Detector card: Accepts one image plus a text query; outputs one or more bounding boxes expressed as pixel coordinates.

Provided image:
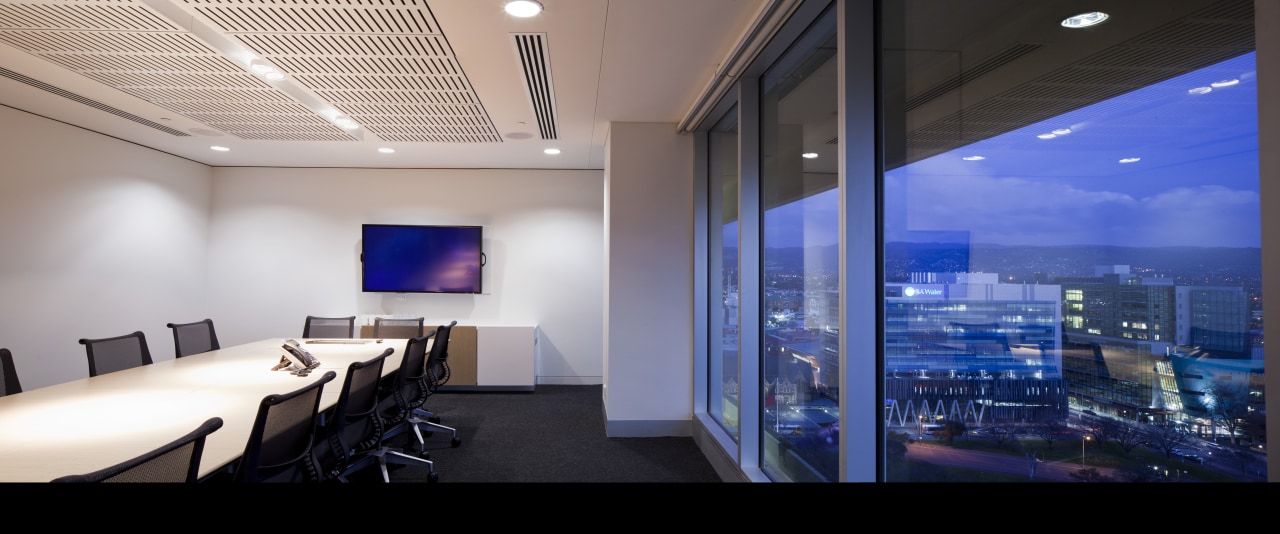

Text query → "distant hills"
[730,243,1261,287]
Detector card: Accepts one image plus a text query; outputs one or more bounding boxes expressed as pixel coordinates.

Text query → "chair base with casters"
[407,320,463,450]
[352,430,438,483]
[362,333,444,483]
[405,409,462,449]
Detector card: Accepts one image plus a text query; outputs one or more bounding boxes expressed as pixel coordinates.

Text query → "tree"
[938,419,967,444]
[985,418,1019,448]
[1027,415,1066,449]
[1146,422,1190,458]
[886,431,910,462]
[1204,381,1253,445]
[1105,418,1146,454]
[1081,414,1111,447]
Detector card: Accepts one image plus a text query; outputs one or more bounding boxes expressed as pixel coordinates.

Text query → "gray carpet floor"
[344,384,725,483]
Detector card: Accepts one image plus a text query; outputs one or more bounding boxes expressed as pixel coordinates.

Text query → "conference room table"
[0,337,412,482]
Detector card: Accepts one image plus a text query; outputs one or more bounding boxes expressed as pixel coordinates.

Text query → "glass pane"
[709,105,741,440]
[882,0,1263,482]
[760,8,839,482]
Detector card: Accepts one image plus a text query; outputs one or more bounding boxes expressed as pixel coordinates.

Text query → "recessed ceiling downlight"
[544,148,561,155]
[378,147,395,154]
[1061,12,1109,29]
[211,145,229,152]
[505,1,543,18]
[802,152,818,159]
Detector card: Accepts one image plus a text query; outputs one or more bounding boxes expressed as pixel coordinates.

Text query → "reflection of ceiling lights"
[544,148,561,155]
[802,152,818,159]
[1119,157,1141,164]
[1211,79,1240,88]
[1038,133,1057,139]
[505,1,543,17]
[211,146,230,152]
[378,147,395,154]
[1052,128,1072,135]
[962,155,985,161]
[1188,86,1212,95]
[249,59,285,81]
[1061,12,1109,28]
[333,115,359,130]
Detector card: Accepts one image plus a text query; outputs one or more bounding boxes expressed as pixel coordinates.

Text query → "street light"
[1082,435,1092,467]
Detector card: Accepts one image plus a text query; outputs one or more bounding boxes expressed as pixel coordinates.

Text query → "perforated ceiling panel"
[0,0,501,143]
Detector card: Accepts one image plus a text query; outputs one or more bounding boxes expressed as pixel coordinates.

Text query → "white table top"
[0,338,412,482]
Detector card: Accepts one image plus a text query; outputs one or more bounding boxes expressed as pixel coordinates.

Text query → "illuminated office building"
[1054,266,1256,423]
[882,276,1068,424]
[1176,286,1252,356]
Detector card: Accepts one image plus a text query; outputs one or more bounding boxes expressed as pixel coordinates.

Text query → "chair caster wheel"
[428,472,439,483]
[451,437,462,448]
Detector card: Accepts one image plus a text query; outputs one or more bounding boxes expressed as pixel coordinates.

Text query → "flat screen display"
[361,224,483,294]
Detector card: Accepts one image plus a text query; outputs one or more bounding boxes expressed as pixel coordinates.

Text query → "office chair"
[50,417,223,483]
[232,370,336,483]
[315,347,394,482]
[1,348,22,396]
[302,315,356,338]
[368,333,440,482]
[79,331,153,377]
[409,321,462,448]
[166,318,221,358]
[371,316,424,339]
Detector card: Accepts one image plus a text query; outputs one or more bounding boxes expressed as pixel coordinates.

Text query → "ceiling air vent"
[0,67,190,136]
[511,32,558,140]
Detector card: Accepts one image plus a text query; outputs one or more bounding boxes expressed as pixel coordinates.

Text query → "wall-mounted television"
[361,224,484,294]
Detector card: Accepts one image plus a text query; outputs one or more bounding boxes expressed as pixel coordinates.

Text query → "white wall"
[0,106,607,390]
[0,106,214,389]
[604,122,695,436]
[206,166,605,385]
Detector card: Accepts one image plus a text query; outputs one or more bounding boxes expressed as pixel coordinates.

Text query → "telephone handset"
[274,338,321,376]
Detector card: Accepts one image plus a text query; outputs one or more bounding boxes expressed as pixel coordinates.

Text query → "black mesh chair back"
[79,331,153,377]
[1,348,22,396]
[359,333,438,482]
[385,334,432,422]
[50,417,223,483]
[233,370,336,483]
[302,315,356,338]
[316,347,394,482]
[166,318,221,358]
[410,321,461,449]
[371,317,424,339]
[425,321,458,392]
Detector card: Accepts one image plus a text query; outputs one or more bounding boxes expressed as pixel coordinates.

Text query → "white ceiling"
[0,0,766,169]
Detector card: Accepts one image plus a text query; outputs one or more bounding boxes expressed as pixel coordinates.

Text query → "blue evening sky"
[758,52,1259,249]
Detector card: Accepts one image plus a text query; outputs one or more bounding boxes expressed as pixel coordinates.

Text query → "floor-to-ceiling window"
[709,105,741,440]
[881,0,1264,482]
[694,0,1266,484]
[758,5,839,482]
